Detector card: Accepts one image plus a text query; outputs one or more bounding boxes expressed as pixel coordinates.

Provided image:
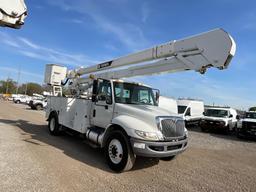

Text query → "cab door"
[90,79,114,128]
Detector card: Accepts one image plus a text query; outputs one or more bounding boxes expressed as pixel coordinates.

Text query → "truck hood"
[114,103,179,130]
[202,116,229,122]
[240,118,256,123]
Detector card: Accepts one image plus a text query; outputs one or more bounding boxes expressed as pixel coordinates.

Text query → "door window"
[185,107,191,116]
[97,80,112,103]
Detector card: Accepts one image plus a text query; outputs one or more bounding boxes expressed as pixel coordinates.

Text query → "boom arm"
[0,0,27,29]
[68,28,236,79]
[44,29,236,95]
[72,29,236,90]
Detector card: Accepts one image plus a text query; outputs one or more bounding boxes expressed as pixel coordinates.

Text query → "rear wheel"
[35,104,43,110]
[48,114,60,136]
[105,130,136,172]
[16,100,20,104]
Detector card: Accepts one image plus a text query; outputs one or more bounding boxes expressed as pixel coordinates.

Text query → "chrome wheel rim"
[108,139,123,164]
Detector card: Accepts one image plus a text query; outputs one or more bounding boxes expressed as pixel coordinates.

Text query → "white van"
[158,96,178,114]
[177,99,204,126]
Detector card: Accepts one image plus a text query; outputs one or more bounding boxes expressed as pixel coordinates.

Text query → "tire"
[201,126,206,132]
[105,130,136,172]
[161,155,176,161]
[48,114,61,136]
[35,104,43,110]
[16,100,20,104]
[225,125,231,135]
[236,129,243,139]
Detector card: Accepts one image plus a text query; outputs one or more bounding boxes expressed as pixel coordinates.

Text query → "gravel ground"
[0,100,256,192]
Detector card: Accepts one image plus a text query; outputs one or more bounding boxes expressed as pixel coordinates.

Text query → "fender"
[47,110,58,121]
[100,115,158,148]
[111,115,157,138]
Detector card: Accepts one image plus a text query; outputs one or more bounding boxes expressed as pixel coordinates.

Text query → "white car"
[13,95,31,104]
[200,107,238,133]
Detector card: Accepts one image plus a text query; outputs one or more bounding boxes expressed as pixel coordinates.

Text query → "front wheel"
[105,130,136,172]
[48,114,61,136]
[236,129,243,139]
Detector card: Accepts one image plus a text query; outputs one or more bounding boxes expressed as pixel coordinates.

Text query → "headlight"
[135,130,159,141]
[185,128,188,137]
[237,121,242,128]
[219,121,226,126]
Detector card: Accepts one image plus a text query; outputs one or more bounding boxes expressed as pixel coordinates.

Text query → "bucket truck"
[44,28,236,172]
[0,0,27,29]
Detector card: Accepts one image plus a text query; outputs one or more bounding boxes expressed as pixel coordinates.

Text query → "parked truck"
[13,94,31,104]
[177,99,204,127]
[200,106,238,133]
[45,29,236,172]
[237,111,256,139]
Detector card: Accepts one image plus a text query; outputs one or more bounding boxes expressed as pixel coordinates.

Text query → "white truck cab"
[200,107,238,132]
[177,99,204,126]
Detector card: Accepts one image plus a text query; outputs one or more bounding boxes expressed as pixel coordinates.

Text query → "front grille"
[243,122,256,130]
[167,144,182,151]
[160,118,185,138]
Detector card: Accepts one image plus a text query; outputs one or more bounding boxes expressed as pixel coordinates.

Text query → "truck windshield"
[245,112,256,119]
[205,109,228,118]
[178,105,187,114]
[113,82,157,106]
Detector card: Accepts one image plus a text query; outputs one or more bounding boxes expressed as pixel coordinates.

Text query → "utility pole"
[5,74,10,94]
[25,83,28,95]
[16,65,21,94]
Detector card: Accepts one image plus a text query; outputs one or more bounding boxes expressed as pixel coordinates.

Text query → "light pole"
[6,78,9,94]
[16,65,21,94]
[25,83,28,95]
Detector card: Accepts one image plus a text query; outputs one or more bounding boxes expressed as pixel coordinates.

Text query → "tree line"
[0,78,51,96]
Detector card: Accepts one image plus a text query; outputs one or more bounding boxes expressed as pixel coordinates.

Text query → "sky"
[0,0,255,109]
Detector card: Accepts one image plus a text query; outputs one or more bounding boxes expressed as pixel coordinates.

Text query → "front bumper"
[237,127,256,138]
[130,137,188,158]
[200,120,226,129]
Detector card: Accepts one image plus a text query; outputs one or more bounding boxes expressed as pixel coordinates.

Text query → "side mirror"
[185,113,191,117]
[229,114,233,118]
[203,112,205,115]
[236,115,240,120]
[92,80,98,102]
[106,96,112,105]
